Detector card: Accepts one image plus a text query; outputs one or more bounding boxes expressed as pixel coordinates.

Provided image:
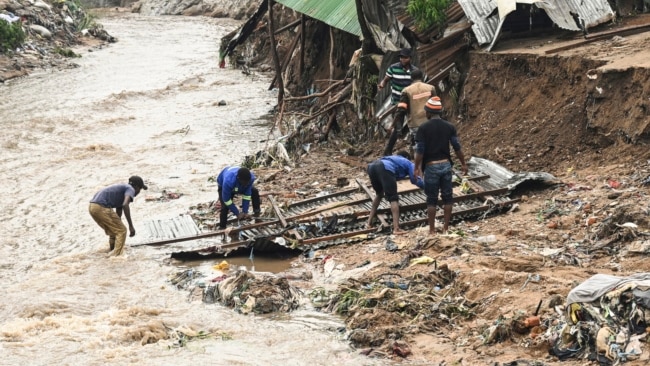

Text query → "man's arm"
[377,74,391,90]
[408,162,424,188]
[240,181,253,214]
[221,182,240,216]
[450,135,468,175]
[414,150,424,180]
[121,195,136,237]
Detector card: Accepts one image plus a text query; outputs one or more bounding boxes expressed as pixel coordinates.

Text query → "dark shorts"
[424,161,453,206]
[367,161,399,202]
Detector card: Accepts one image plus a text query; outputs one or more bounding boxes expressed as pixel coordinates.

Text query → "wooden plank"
[356,178,389,228]
[545,23,650,54]
[130,220,280,247]
[286,187,359,208]
[299,227,377,245]
[269,195,288,227]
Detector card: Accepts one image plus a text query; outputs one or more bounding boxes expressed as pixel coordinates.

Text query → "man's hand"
[414,168,423,181]
[129,225,136,237]
[377,81,385,90]
[461,163,468,176]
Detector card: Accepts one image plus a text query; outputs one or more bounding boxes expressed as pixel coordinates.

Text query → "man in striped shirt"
[377,48,419,105]
[383,69,436,156]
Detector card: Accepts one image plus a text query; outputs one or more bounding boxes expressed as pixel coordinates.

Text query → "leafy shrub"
[0,20,26,54]
[407,0,453,31]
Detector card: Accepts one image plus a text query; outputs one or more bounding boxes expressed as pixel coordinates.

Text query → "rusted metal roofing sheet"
[275,0,361,36]
[133,157,557,261]
[457,0,614,47]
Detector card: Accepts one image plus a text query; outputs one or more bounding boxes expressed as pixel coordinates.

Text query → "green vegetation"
[407,0,453,31]
[76,13,97,32]
[0,20,26,54]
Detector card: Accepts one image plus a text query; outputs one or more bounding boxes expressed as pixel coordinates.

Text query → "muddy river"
[0,12,386,365]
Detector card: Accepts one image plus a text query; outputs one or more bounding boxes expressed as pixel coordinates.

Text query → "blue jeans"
[424,162,453,206]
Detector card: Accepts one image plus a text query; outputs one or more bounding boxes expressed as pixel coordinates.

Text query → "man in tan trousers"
[89,176,147,256]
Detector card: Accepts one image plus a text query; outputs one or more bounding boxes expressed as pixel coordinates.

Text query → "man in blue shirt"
[89,176,147,256]
[217,166,261,229]
[366,151,424,235]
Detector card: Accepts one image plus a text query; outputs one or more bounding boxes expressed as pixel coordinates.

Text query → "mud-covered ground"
[241,23,650,363]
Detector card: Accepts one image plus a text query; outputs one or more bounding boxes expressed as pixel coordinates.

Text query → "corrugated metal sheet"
[457,0,614,46]
[275,0,361,36]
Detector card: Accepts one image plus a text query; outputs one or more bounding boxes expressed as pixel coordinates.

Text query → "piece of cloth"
[89,203,127,254]
[90,183,136,208]
[567,273,650,305]
[218,186,261,229]
[423,162,453,206]
[400,82,435,128]
[414,118,462,168]
[384,82,435,155]
[385,62,418,104]
[216,166,256,216]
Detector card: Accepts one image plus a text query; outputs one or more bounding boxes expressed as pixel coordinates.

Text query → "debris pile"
[310,263,470,352]
[547,273,650,364]
[171,269,303,315]
[1,0,116,81]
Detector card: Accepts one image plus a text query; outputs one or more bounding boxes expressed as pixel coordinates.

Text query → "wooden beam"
[267,0,284,103]
[545,23,650,55]
[299,14,305,76]
[274,19,300,35]
[269,28,302,90]
[356,178,388,228]
[299,227,377,245]
[269,195,288,227]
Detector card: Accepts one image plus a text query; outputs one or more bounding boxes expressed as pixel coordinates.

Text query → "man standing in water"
[414,97,467,235]
[217,166,261,229]
[89,176,147,256]
[366,151,424,235]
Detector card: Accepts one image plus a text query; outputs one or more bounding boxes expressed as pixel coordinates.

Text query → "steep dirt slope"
[457,26,650,176]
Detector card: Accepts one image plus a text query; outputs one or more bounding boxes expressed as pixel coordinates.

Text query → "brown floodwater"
[0,12,390,365]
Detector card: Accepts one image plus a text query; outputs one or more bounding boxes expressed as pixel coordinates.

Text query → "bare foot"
[428,231,437,236]
[393,229,408,235]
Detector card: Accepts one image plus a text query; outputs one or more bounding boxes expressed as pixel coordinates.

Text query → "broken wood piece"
[269,195,288,227]
[356,178,388,228]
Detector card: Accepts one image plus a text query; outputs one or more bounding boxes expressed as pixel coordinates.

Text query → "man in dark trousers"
[89,176,148,256]
[366,151,424,235]
[378,48,419,105]
[217,166,261,229]
[384,69,436,156]
[414,97,468,235]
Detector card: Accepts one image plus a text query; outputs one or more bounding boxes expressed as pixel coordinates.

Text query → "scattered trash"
[384,237,398,252]
[409,256,435,267]
[472,235,497,243]
[213,260,230,271]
